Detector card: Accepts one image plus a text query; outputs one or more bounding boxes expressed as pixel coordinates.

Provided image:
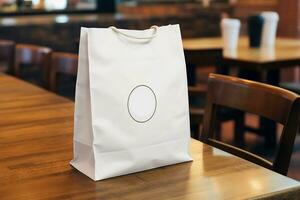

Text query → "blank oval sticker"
[127,85,157,123]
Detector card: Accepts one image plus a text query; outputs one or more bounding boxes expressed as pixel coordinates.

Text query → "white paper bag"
[70,24,192,181]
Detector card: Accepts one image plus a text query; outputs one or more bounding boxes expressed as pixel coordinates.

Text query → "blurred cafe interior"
[1,0,300,199]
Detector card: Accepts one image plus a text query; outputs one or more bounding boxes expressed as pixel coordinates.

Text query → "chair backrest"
[49,52,78,92]
[201,73,300,175]
[14,44,52,87]
[0,40,15,73]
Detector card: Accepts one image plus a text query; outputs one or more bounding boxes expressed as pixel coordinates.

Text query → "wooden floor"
[221,114,300,181]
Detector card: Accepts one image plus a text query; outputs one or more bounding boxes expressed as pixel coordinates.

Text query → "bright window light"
[45,0,67,10]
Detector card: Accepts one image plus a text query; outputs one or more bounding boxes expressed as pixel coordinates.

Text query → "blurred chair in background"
[49,52,78,100]
[185,48,244,142]
[280,81,300,94]
[14,44,52,88]
[189,84,206,139]
[189,82,244,145]
[201,73,300,175]
[0,40,15,74]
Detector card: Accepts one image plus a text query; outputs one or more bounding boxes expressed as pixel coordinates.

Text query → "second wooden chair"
[201,73,300,175]
[14,44,52,88]
[49,52,78,100]
[0,39,15,74]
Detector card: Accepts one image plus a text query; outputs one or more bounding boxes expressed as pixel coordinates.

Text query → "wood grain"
[0,74,299,200]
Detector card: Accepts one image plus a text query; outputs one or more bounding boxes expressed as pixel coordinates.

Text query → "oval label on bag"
[127,85,157,123]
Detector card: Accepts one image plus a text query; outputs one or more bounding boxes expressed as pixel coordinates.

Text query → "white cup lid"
[261,12,279,21]
[221,18,241,28]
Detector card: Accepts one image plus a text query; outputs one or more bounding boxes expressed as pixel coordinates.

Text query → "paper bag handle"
[110,26,158,40]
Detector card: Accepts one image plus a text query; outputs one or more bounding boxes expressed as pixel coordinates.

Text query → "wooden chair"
[189,84,206,139]
[49,52,78,99]
[189,83,244,143]
[201,73,300,175]
[0,39,15,74]
[185,49,245,142]
[14,44,52,88]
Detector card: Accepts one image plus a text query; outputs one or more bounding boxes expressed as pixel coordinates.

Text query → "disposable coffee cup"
[221,18,241,50]
[261,12,279,47]
[247,15,264,48]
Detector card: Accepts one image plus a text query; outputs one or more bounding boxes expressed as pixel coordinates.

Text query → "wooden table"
[183,37,300,78]
[183,37,300,66]
[1,74,300,200]
[183,37,300,147]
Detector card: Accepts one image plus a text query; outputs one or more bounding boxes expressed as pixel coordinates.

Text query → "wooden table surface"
[1,74,300,200]
[183,37,300,65]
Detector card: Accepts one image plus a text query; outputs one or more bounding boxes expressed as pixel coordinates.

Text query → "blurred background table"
[183,37,300,72]
[183,37,300,148]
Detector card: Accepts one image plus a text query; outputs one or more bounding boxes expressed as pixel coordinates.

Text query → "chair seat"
[280,82,300,94]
